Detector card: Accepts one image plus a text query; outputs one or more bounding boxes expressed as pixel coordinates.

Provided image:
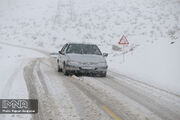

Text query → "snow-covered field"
[0,0,180,119]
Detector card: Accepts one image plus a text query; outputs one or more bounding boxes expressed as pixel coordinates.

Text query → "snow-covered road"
[23,57,180,120]
[0,42,180,120]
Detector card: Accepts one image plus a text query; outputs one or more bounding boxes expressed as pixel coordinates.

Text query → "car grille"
[80,62,97,65]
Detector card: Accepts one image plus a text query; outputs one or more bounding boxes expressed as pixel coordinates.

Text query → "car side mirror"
[103,53,108,57]
[59,51,65,55]
[58,51,62,54]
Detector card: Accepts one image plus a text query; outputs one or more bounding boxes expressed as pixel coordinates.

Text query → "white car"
[57,43,108,77]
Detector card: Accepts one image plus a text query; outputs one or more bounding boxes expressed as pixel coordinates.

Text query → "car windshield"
[66,44,102,55]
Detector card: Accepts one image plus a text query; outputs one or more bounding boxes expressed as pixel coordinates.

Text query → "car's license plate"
[82,67,94,70]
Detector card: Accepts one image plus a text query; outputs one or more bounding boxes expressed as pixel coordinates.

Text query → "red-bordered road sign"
[118,35,129,45]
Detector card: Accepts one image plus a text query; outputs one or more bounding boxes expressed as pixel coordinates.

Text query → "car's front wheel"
[62,63,69,76]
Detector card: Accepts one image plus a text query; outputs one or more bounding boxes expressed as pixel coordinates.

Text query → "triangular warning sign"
[118,35,129,44]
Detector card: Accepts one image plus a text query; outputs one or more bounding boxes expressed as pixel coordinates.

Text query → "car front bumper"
[65,64,108,73]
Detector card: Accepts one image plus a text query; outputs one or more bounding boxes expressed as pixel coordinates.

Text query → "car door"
[59,44,68,68]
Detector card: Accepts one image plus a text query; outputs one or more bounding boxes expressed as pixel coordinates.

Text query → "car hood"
[66,54,106,63]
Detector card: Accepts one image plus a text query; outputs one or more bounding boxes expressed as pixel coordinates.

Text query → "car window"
[66,44,102,55]
[66,44,82,54]
[83,45,102,55]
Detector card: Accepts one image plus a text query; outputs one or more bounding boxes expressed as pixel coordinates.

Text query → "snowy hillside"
[0,0,180,96]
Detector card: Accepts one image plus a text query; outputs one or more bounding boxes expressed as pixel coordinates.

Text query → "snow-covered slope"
[0,0,180,95]
[110,38,180,95]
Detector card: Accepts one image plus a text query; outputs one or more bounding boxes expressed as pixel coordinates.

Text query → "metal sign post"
[118,35,129,63]
[123,44,125,62]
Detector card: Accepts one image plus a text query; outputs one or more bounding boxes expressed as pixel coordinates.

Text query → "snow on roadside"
[0,44,45,120]
[0,44,45,98]
[109,38,180,96]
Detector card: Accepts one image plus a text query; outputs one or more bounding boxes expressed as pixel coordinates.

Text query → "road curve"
[23,57,180,120]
